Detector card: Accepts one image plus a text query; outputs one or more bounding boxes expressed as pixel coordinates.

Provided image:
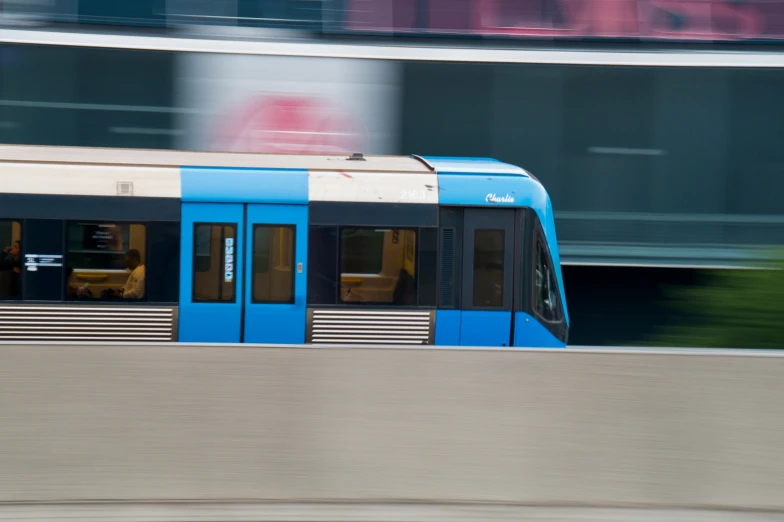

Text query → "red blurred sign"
[346,0,784,41]
[215,95,361,154]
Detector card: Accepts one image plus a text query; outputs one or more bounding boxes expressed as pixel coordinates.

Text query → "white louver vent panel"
[308,309,434,345]
[0,305,177,342]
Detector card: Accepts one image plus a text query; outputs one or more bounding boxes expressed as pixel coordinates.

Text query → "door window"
[472,229,505,308]
[252,224,296,304]
[192,223,236,303]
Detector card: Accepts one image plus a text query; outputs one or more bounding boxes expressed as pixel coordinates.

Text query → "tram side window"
[192,223,236,303]
[534,237,562,322]
[252,225,295,303]
[339,228,417,305]
[0,221,22,300]
[473,229,505,308]
[66,222,147,300]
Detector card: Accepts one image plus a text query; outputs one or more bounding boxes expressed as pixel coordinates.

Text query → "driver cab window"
[534,235,562,322]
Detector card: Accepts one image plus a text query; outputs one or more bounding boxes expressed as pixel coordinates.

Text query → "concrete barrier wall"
[1,343,784,510]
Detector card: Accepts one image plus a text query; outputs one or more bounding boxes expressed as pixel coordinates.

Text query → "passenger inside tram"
[66,222,147,301]
[104,249,146,299]
[0,239,21,298]
[66,267,93,298]
[1,241,21,272]
[0,220,22,299]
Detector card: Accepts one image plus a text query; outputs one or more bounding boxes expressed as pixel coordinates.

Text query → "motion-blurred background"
[2,0,784,348]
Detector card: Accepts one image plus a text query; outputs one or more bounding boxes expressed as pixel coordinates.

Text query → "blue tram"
[0,145,568,347]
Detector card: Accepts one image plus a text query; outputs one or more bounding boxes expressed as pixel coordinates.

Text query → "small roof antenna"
[347,152,366,161]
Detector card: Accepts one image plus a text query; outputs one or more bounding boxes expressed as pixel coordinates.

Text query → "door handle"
[297,263,303,274]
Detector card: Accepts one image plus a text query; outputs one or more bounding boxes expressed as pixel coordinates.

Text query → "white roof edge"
[0,161,182,198]
[0,145,431,173]
[437,166,529,175]
[3,29,784,68]
[428,159,529,175]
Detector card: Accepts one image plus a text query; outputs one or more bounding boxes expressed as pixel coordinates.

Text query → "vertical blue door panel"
[513,312,566,348]
[179,203,244,343]
[244,204,308,344]
[434,310,461,346]
[460,311,512,347]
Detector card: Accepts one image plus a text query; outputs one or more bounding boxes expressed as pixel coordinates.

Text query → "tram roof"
[422,156,530,176]
[0,145,434,174]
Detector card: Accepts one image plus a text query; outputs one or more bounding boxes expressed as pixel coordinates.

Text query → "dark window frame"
[251,223,297,305]
[437,207,464,310]
[460,208,515,313]
[64,220,149,303]
[306,224,339,306]
[531,226,564,325]
[191,222,237,304]
[337,225,421,307]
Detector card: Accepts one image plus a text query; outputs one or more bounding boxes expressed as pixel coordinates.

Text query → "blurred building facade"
[2,0,784,40]
[2,0,784,342]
